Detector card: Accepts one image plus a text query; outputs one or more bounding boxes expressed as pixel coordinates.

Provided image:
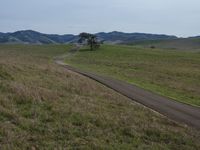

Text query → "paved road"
[55,48,200,129]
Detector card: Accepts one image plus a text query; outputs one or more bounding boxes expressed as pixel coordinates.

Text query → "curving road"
[55,47,200,129]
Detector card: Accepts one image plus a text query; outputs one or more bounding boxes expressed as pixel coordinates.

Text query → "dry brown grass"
[0,45,199,149]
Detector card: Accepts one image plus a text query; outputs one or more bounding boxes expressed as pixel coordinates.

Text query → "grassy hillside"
[66,45,200,106]
[0,45,200,149]
[131,38,200,51]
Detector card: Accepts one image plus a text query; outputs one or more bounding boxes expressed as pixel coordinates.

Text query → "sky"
[0,0,200,37]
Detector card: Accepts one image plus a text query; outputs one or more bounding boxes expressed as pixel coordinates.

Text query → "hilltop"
[0,30,178,44]
[0,30,77,44]
[96,31,177,44]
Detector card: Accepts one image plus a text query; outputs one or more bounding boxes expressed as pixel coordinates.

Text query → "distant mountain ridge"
[0,30,183,44]
[0,30,78,44]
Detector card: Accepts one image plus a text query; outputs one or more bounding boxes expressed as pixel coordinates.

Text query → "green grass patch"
[130,38,200,51]
[0,44,199,149]
[66,44,200,106]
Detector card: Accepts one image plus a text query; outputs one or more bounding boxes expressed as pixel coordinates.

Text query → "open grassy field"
[0,44,200,149]
[66,45,200,106]
[130,38,200,51]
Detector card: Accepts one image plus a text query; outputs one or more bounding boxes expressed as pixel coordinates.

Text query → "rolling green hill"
[131,37,200,50]
[66,45,200,106]
[0,44,199,149]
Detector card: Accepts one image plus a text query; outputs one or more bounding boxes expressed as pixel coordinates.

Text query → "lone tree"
[78,32,100,50]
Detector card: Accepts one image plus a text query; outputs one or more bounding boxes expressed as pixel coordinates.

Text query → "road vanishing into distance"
[55,46,200,129]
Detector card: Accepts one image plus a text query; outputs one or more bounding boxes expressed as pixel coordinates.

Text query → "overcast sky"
[0,0,199,37]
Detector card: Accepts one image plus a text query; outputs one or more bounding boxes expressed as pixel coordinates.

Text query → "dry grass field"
[0,44,199,149]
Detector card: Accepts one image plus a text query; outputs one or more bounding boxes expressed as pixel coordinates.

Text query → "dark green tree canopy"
[78,32,100,50]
